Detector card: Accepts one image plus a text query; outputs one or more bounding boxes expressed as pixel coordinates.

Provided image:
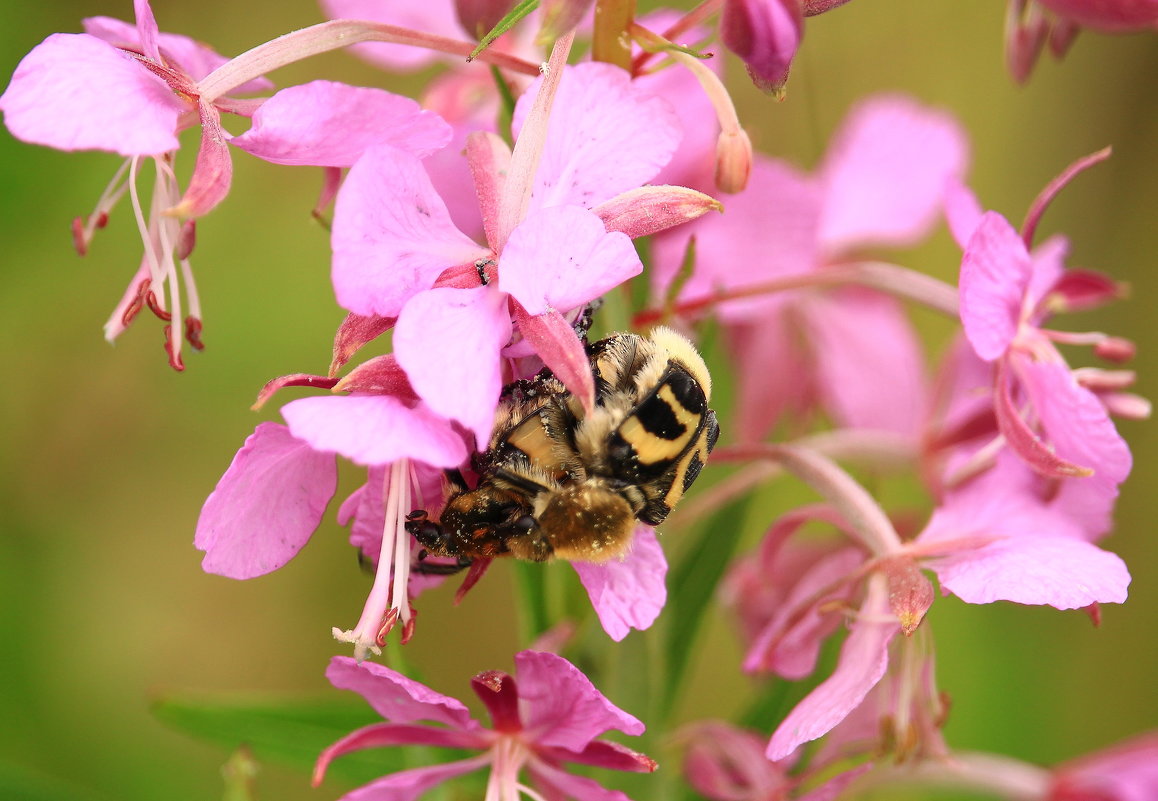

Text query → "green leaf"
[661,496,750,717]
[490,65,518,146]
[0,761,110,801]
[512,559,551,640]
[470,0,540,61]
[150,692,404,784]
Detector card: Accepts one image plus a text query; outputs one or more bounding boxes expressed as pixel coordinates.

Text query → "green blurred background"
[0,1,1154,799]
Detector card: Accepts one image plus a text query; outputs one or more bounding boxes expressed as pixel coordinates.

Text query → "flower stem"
[593,0,636,69]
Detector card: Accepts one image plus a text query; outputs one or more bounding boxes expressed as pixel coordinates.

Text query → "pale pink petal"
[332,144,490,317]
[1052,732,1158,801]
[333,758,489,801]
[500,206,642,314]
[1025,235,1070,313]
[651,157,823,317]
[517,652,645,750]
[511,63,682,212]
[959,212,1033,361]
[744,547,864,679]
[818,94,969,255]
[317,0,464,70]
[573,526,668,642]
[0,33,184,156]
[591,186,722,240]
[231,81,451,167]
[327,655,478,727]
[724,317,813,442]
[393,286,512,446]
[801,290,926,436]
[529,761,634,801]
[195,422,336,579]
[927,536,1130,608]
[169,99,233,217]
[944,179,984,250]
[281,394,469,468]
[767,580,899,761]
[720,0,803,95]
[513,307,596,412]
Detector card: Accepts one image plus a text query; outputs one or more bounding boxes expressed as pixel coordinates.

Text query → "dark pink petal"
[511,63,682,212]
[335,354,419,400]
[767,579,899,761]
[995,358,1093,478]
[959,212,1033,361]
[928,535,1130,608]
[551,740,657,772]
[133,0,162,59]
[231,81,452,167]
[326,656,479,728]
[325,757,490,801]
[394,286,512,446]
[471,670,522,732]
[1036,0,1158,31]
[744,546,863,678]
[170,100,233,217]
[818,94,969,255]
[465,130,511,252]
[330,312,396,376]
[282,394,468,468]
[195,422,336,579]
[318,0,464,70]
[591,186,722,239]
[332,144,489,317]
[801,290,926,436]
[1051,732,1158,801]
[516,650,645,749]
[1019,359,1132,485]
[720,0,803,96]
[0,33,184,156]
[513,307,596,412]
[573,526,668,642]
[500,206,642,314]
[529,761,635,801]
[1048,268,1124,313]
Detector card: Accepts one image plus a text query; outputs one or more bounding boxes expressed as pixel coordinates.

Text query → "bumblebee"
[406,327,719,567]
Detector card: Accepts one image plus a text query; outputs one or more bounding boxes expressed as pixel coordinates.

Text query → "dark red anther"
[121,278,152,327]
[375,607,401,648]
[177,220,196,260]
[146,291,173,321]
[400,606,418,645]
[1083,602,1102,628]
[162,324,185,371]
[184,316,205,351]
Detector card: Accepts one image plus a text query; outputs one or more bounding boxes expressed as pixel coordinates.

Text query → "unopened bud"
[882,556,934,636]
[721,0,803,96]
[539,0,594,42]
[1094,336,1136,363]
[715,128,753,194]
[455,0,516,39]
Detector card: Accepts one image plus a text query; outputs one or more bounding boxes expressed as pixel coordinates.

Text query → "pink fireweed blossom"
[948,149,1139,509]
[650,94,968,442]
[719,444,1130,761]
[0,0,455,369]
[313,651,657,801]
[195,355,470,659]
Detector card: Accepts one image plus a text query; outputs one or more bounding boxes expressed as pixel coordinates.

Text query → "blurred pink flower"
[314,651,656,800]
[1049,731,1158,801]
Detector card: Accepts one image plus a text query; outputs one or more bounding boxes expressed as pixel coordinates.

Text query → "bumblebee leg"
[412,553,473,575]
[405,510,460,558]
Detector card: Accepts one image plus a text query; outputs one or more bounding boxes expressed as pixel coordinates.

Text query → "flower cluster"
[3,1,1154,800]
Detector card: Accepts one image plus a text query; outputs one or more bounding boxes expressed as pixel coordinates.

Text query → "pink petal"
[500,206,642,314]
[169,99,233,217]
[944,179,984,250]
[393,286,512,446]
[995,358,1093,478]
[818,94,969,255]
[511,63,682,212]
[720,0,803,95]
[928,536,1130,608]
[465,130,511,253]
[572,526,668,642]
[331,758,489,801]
[516,651,645,750]
[767,579,899,761]
[318,0,464,70]
[195,422,336,579]
[959,212,1033,361]
[529,761,634,801]
[1025,234,1070,313]
[591,186,723,239]
[724,317,813,442]
[801,290,926,436]
[1035,0,1158,33]
[327,656,478,727]
[513,307,596,413]
[1052,732,1158,801]
[281,394,468,468]
[331,144,489,317]
[231,81,452,167]
[0,33,184,156]
[555,740,657,772]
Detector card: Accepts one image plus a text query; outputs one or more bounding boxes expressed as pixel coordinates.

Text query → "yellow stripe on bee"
[618,384,702,465]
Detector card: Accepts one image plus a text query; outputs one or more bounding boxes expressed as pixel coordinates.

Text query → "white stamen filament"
[484,736,531,801]
[79,159,132,248]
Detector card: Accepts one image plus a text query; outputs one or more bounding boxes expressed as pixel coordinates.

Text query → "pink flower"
[653,94,968,441]
[1049,731,1158,801]
[313,651,657,801]
[195,356,470,658]
[1,1,450,369]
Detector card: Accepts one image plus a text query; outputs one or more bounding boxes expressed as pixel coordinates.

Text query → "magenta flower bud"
[1035,0,1158,31]
[716,128,754,193]
[455,0,517,38]
[721,0,805,96]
